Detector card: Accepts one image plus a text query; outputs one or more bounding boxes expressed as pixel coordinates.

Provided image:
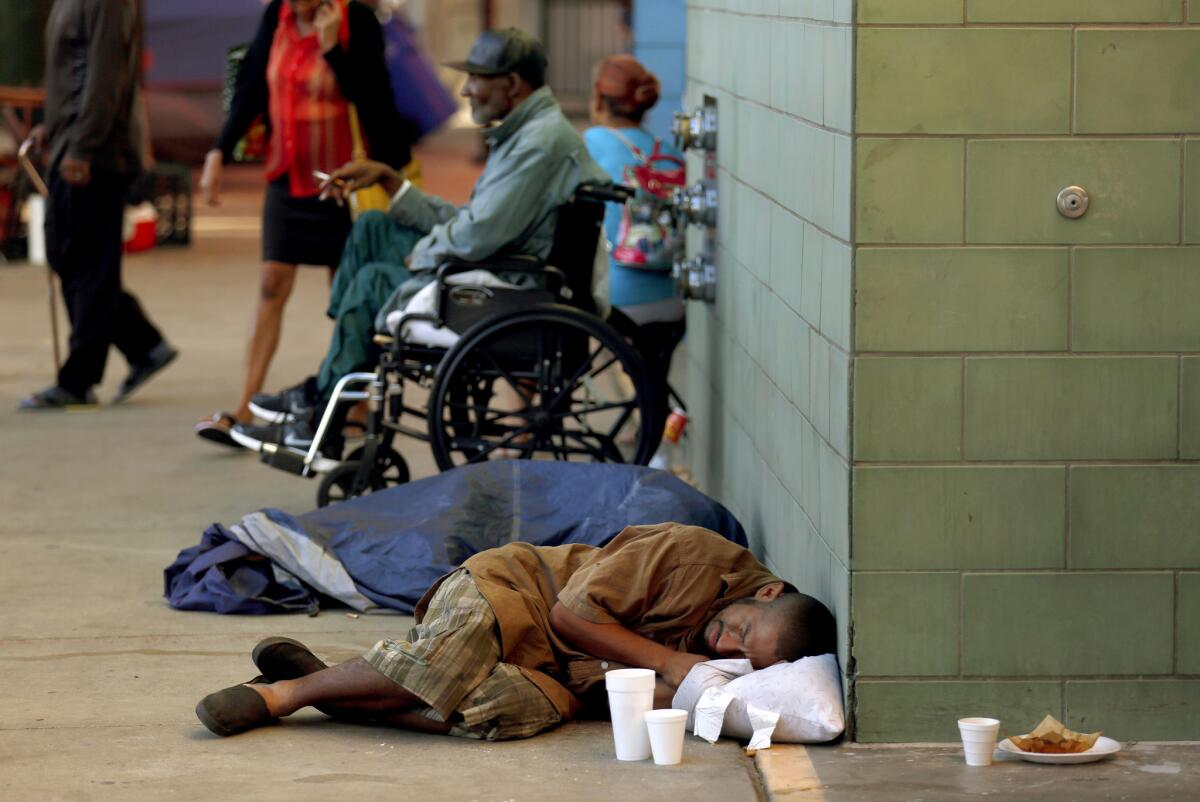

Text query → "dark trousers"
[46,166,164,395]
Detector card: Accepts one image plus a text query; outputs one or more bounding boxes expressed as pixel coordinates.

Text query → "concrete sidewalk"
[0,131,765,801]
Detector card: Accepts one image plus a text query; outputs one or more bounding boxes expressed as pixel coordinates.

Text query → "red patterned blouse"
[264,0,355,197]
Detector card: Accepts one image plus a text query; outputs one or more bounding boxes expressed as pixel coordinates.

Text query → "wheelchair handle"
[18,137,49,197]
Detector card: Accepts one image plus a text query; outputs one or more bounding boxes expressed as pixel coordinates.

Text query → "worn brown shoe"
[195,684,275,737]
[251,637,328,681]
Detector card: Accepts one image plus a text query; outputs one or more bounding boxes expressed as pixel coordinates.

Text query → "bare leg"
[234,261,296,421]
[247,658,451,733]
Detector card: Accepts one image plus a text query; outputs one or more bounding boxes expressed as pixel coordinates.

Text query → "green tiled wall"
[685,0,854,708]
[689,0,1200,743]
[969,1,1182,23]
[966,140,1180,244]
[855,682,1063,742]
[1072,248,1200,351]
[857,29,1071,135]
[853,467,1065,570]
[856,248,1068,351]
[962,574,1174,676]
[851,4,1200,742]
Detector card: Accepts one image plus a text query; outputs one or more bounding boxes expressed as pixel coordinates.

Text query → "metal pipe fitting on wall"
[672,107,718,152]
[668,97,719,303]
[672,183,718,228]
[673,255,716,303]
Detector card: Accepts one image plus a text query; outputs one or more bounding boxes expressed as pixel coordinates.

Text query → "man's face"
[701,598,785,669]
[462,73,518,126]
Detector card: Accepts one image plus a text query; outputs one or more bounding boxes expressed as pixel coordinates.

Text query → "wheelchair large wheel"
[428,304,657,470]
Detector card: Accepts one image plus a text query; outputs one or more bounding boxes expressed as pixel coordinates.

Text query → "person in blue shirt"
[583,55,685,325]
[583,55,686,438]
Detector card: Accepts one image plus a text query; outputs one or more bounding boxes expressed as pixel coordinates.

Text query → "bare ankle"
[246,681,291,717]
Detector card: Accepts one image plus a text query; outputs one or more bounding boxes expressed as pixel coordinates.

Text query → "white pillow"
[671,654,845,743]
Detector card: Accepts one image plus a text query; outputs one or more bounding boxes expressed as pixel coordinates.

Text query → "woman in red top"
[195,0,414,445]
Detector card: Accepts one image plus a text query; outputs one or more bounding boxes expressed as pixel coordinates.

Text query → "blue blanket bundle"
[165,462,746,615]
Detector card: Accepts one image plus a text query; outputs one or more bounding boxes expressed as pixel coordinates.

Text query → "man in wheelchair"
[224,28,611,453]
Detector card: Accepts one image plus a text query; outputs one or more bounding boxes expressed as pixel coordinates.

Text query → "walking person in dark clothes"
[19,0,177,411]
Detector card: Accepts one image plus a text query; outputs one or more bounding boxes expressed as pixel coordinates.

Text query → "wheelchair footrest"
[260,443,310,476]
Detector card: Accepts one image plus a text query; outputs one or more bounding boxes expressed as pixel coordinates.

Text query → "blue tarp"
[166,461,746,615]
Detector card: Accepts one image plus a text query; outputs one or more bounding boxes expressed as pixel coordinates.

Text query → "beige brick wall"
[852,2,1200,741]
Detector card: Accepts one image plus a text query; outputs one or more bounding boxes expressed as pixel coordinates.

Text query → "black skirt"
[261,176,352,267]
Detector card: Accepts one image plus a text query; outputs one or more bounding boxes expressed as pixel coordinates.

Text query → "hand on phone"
[314,0,341,53]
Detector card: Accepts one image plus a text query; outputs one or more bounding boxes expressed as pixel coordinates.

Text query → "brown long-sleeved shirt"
[413,523,781,720]
[43,0,143,173]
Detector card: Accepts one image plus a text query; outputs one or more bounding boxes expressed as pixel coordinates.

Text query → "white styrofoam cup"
[958,717,1000,767]
[606,668,656,761]
[644,708,688,765]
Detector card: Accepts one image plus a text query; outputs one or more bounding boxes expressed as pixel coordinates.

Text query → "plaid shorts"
[363,569,561,741]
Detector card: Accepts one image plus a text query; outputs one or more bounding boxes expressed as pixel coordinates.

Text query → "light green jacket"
[389,86,610,272]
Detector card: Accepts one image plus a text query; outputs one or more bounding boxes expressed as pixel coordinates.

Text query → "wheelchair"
[257,183,679,506]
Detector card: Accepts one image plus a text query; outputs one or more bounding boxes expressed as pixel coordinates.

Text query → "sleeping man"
[195,523,837,740]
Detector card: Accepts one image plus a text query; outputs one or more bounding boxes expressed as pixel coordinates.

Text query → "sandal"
[195,412,241,448]
[195,684,275,737]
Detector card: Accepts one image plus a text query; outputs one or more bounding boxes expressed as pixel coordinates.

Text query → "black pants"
[607,310,686,442]
[46,166,164,395]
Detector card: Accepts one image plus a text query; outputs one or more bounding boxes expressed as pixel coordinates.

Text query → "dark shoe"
[18,385,97,411]
[114,341,179,403]
[252,637,328,681]
[195,684,275,737]
[249,377,317,424]
[230,419,315,452]
[194,411,242,448]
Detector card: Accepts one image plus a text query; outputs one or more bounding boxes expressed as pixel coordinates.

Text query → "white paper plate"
[997,735,1121,764]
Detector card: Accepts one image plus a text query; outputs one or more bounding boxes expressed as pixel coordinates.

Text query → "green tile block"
[969,0,1182,23]
[856,248,1068,352]
[854,467,1065,570]
[1186,140,1200,244]
[858,0,961,23]
[853,573,960,677]
[1073,248,1200,351]
[857,29,1070,134]
[1071,467,1200,569]
[1185,358,1200,458]
[1077,30,1200,133]
[1067,682,1200,740]
[856,139,963,244]
[1180,574,1200,675]
[964,357,1177,460]
[962,573,1173,675]
[855,682,1063,743]
[855,357,962,461]
[966,140,1181,244]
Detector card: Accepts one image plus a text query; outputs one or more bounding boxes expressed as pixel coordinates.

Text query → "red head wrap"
[593,55,660,118]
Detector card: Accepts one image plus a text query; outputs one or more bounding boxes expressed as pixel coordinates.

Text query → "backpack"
[607,129,686,271]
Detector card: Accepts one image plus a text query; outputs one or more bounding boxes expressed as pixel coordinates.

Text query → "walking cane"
[17,136,61,374]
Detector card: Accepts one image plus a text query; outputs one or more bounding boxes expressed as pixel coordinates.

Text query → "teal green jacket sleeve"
[388,185,460,235]
[407,137,588,271]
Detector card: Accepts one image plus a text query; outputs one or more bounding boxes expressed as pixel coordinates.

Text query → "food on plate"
[1007,714,1101,754]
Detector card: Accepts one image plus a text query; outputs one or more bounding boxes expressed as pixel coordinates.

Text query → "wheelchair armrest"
[573,182,634,205]
[435,255,542,283]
